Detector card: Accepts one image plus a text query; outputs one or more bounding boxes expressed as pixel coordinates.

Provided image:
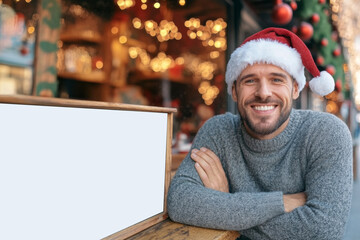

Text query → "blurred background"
[0,0,359,238]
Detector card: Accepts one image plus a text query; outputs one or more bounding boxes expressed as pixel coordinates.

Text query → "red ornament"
[20,46,29,55]
[331,31,339,41]
[335,79,342,92]
[320,38,328,46]
[316,56,325,66]
[290,1,297,10]
[333,47,341,56]
[311,13,320,24]
[318,0,326,4]
[298,22,313,41]
[326,65,336,76]
[291,25,298,34]
[272,0,293,25]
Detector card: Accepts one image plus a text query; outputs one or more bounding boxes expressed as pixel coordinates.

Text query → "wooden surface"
[127,219,240,240]
[0,95,177,113]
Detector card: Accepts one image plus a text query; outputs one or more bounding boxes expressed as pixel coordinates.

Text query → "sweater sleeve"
[167,116,285,230]
[241,115,353,240]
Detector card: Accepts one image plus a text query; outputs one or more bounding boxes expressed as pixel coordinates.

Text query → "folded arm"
[168,163,285,230]
[242,122,353,239]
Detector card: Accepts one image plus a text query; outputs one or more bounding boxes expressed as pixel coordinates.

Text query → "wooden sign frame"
[0,95,176,240]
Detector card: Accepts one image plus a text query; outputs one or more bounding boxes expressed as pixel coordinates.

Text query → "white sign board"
[0,98,172,240]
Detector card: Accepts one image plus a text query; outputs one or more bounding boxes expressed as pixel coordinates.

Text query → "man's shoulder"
[293,109,351,138]
[294,109,346,126]
[205,112,239,126]
[199,112,240,134]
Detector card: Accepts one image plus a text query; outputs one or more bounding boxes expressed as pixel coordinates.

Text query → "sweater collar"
[238,109,300,153]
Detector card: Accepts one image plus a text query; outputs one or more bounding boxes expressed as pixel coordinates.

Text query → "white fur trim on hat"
[309,71,335,96]
[225,39,306,95]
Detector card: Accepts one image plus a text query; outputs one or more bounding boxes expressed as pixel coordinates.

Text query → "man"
[167,27,353,239]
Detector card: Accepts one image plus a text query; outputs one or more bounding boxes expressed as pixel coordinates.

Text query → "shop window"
[0,0,38,95]
[58,0,228,153]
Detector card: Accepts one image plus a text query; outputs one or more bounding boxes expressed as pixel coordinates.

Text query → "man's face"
[231,63,300,139]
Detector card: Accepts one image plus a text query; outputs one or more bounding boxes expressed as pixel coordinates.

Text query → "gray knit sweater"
[167,109,353,240]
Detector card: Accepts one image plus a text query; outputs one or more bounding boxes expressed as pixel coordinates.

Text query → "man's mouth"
[252,105,276,111]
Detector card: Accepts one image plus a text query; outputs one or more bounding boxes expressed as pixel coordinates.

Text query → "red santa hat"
[225,27,334,96]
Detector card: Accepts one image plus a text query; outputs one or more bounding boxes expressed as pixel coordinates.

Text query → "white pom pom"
[309,71,335,96]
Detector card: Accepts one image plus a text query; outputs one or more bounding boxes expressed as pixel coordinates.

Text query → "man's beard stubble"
[239,97,292,136]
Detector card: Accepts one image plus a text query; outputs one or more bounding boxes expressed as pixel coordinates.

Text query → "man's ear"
[231,83,238,102]
[292,81,300,100]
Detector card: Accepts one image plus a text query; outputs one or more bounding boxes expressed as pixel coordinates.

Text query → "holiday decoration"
[316,56,325,65]
[294,0,346,99]
[326,65,335,75]
[320,38,328,46]
[331,31,339,41]
[272,0,293,25]
[298,22,313,41]
[335,79,342,92]
[311,13,320,24]
[20,45,29,55]
[290,1,298,10]
[225,27,335,96]
[333,47,341,56]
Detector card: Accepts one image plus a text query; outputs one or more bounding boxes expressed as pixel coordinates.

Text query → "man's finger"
[194,162,210,186]
[191,149,215,177]
[199,147,226,175]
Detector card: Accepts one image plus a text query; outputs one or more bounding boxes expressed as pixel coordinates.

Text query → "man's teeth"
[253,105,275,111]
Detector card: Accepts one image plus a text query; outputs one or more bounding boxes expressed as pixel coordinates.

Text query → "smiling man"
[167,28,353,240]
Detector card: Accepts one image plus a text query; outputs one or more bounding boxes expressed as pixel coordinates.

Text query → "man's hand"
[283,192,307,213]
[191,147,229,193]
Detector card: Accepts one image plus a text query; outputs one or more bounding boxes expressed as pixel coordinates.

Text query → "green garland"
[294,0,347,96]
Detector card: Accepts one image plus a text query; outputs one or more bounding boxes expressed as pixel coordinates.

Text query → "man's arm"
[167,154,285,230]
[191,147,307,213]
[167,117,286,230]
[241,118,353,240]
[168,114,352,239]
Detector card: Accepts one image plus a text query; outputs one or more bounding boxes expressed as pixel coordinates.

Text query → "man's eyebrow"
[238,74,257,82]
[270,72,288,79]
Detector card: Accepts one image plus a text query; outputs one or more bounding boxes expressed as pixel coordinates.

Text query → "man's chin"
[249,125,278,136]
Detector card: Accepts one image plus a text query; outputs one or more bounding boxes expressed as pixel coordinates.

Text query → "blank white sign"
[0,103,168,240]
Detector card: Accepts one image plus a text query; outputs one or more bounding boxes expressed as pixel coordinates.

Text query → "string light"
[119,36,127,44]
[179,0,186,6]
[117,0,135,10]
[198,81,219,105]
[333,0,360,107]
[141,19,182,42]
[154,2,160,9]
[132,18,142,29]
[95,60,103,70]
[111,26,119,34]
[184,18,227,51]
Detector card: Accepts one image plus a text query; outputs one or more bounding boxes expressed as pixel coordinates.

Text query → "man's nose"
[255,81,272,99]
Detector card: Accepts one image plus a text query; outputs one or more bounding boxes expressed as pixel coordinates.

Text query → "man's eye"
[273,78,284,83]
[243,79,255,84]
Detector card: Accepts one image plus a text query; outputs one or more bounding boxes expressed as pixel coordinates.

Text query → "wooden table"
[127,219,240,240]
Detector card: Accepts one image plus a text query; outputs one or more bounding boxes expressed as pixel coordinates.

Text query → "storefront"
[0,0,353,153]
[0,0,249,152]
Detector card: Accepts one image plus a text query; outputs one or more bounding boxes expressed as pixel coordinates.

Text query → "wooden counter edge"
[127,218,240,240]
[0,95,177,113]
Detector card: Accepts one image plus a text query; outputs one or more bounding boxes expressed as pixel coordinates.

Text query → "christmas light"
[333,0,360,107]
[117,0,135,10]
[179,0,186,6]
